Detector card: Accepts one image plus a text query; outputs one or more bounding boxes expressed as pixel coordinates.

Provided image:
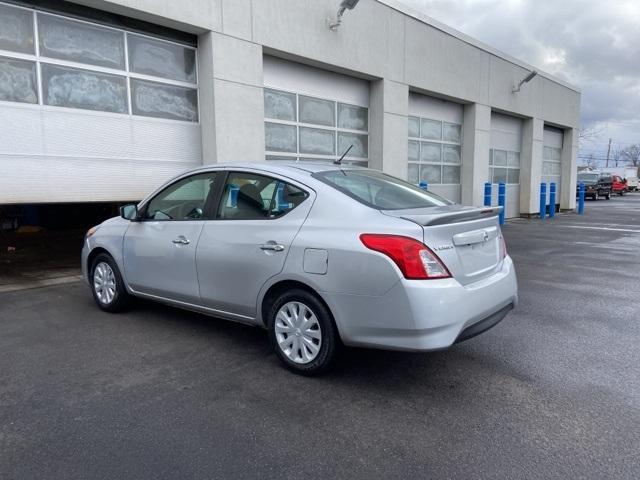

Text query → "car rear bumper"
[324,256,518,352]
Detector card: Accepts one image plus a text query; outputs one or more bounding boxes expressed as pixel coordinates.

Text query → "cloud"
[396,0,640,159]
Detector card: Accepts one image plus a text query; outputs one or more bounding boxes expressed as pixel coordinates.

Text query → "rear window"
[313,169,452,210]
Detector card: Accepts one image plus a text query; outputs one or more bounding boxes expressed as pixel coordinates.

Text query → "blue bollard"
[539,183,547,220]
[419,181,428,190]
[230,184,239,207]
[498,182,506,225]
[549,182,556,218]
[578,182,585,215]
[484,182,492,207]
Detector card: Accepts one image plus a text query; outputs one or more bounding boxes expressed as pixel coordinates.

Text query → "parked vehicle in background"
[81,162,518,375]
[600,167,638,191]
[611,175,627,195]
[576,172,611,200]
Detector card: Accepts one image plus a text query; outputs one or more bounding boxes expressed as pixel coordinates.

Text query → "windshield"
[313,169,452,210]
[577,173,599,184]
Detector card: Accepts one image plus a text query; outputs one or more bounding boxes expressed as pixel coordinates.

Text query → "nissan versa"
[82,163,518,375]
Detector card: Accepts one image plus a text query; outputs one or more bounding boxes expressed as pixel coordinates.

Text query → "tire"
[90,253,131,312]
[267,289,338,376]
[605,192,611,200]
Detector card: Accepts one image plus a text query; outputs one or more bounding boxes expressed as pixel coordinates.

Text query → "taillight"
[499,235,507,260]
[359,234,451,280]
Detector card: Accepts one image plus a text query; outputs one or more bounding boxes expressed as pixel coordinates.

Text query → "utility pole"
[605,138,612,168]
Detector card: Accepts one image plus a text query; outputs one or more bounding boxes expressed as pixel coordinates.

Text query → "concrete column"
[369,79,408,179]
[198,32,264,164]
[560,127,578,210]
[519,118,544,215]
[461,103,491,206]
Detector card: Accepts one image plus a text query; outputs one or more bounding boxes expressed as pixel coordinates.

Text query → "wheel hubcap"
[93,262,116,305]
[275,301,322,364]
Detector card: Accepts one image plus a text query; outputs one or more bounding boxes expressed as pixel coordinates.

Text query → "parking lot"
[1,195,639,480]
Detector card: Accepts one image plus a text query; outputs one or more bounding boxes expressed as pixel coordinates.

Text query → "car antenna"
[334,144,353,165]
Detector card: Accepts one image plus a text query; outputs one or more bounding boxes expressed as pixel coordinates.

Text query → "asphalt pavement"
[1,195,639,479]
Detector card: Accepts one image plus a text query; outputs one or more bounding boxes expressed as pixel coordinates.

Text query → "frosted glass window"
[0,4,34,54]
[131,79,198,121]
[493,168,508,184]
[507,151,520,167]
[543,146,553,160]
[265,123,297,153]
[421,118,441,140]
[298,95,335,127]
[408,140,420,161]
[338,103,368,131]
[443,122,461,143]
[264,89,296,121]
[421,142,441,163]
[443,145,461,164]
[407,163,419,184]
[0,57,37,104]
[42,64,127,113]
[420,164,441,184]
[408,116,420,138]
[338,132,368,158]
[128,33,196,83]
[508,168,520,184]
[300,127,335,155]
[493,150,507,166]
[266,155,295,160]
[443,166,461,184]
[38,14,125,70]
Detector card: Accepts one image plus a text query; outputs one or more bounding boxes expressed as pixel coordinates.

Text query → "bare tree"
[585,154,596,168]
[611,147,622,167]
[621,145,640,167]
[578,124,605,142]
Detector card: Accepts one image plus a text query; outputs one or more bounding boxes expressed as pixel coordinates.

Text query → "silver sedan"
[82,162,518,375]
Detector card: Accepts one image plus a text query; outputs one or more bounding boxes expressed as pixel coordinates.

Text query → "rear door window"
[217,171,309,220]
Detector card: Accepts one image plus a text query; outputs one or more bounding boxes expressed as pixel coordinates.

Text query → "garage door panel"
[490,113,522,218]
[408,93,463,203]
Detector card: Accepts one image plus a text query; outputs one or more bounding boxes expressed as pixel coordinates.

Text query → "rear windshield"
[577,173,599,184]
[313,169,452,210]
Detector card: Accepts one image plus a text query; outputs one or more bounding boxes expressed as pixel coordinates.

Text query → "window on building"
[264,88,369,166]
[0,1,198,121]
[489,149,520,184]
[543,146,562,178]
[407,115,462,185]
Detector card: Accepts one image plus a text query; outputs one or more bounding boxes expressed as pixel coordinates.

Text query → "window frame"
[215,170,311,221]
[264,87,370,166]
[0,1,199,122]
[139,171,224,222]
[407,115,463,186]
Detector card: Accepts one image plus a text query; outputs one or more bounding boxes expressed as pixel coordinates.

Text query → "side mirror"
[120,204,139,221]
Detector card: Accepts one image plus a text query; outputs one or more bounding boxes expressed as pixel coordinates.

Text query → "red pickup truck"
[611,175,628,196]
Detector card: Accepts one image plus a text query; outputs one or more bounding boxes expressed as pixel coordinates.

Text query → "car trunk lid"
[382,205,504,285]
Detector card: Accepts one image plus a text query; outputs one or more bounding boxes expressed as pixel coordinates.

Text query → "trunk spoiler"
[383,206,502,227]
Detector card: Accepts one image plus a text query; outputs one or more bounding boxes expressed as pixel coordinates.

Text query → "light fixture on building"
[327,0,360,31]
[512,70,538,93]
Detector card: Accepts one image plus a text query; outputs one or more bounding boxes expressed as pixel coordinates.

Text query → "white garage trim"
[490,112,523,218]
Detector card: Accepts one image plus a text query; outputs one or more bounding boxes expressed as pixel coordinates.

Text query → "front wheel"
[605,192,611,200]
[268,289,338,375]
[90,253,131,312]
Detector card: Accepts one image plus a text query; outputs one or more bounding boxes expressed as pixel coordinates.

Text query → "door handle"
[260,242,285,252]
[172,237,190,245]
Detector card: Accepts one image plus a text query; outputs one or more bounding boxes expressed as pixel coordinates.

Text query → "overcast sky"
[397,0,640,165]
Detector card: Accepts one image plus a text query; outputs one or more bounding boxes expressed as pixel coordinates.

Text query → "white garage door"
[0,1,201,204]
[543,126,564,209]
[407,93,463,203]
[490,113,522,218]
[263,56,370,166]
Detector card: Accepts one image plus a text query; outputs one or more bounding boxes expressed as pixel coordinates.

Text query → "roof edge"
[377,0,581,94]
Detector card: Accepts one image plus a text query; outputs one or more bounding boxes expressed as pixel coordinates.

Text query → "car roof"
[187,161,370,176]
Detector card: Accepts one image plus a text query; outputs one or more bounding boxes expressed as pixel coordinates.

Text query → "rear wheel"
[90,253,131,312]
[605,192,611,200]
[268,289,338,375]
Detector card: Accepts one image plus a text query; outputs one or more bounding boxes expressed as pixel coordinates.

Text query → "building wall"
[0,0,581,215]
